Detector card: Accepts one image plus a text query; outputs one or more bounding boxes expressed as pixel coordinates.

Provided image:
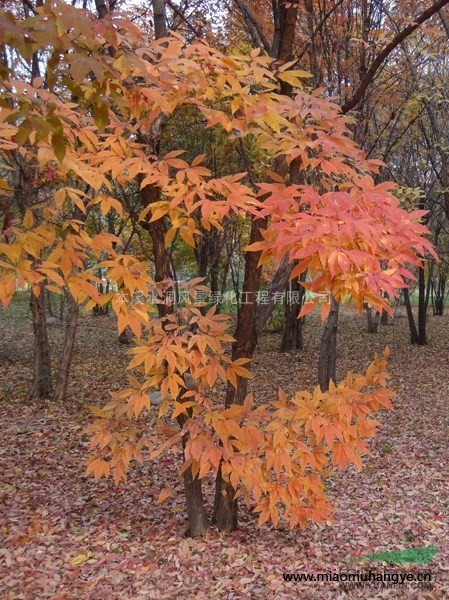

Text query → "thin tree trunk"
[213,462,237,531]
[255,255,293,338]
[366,305,380,333]
[280,272,306,352]
[29,288,53,398]
[59,292,65,321]
[152,0,168,38]
[417,267,427,345]
[177,409,210,536]
[182,466,210,536]
[46,289,54,318]
[403,287,419,344]
[135,1,208,536]
[52,292,78,402]
[213,1,300,530]
[318,297,339,392]
[432,273,445,315]
[118,327,131,344]
[212,217,264,530]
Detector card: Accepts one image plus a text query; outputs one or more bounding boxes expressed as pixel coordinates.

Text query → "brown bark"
[272,0,299,63]
[52,292,78,402]
[182,464,210,536]
[177,387,210,536]
[254,159,305,338]
[142,200,209,536]
[226,217,266,406]
[29,288,52,399]
[140,184,172,318]
[46,289,54,318]
[431,272,446,316]
[138,2,208,536]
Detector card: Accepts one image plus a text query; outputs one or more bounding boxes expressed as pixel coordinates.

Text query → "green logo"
[346,546,438,565]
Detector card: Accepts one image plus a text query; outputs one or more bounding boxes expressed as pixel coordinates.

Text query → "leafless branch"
[342,0,449,114]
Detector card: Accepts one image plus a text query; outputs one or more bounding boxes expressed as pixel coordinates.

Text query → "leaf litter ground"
[0,295,448,598]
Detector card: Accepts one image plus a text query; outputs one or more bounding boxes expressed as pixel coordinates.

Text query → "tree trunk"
[365,305,380,333]
[212,0,300,530]
[213,463,237,531]
[152,0,168,38]
[46,289,54,318]
[29,288,53,399]
[417,267,427,345]
[142,190,209,534]
[212,217,265,530]
[59,292,65,321]
[255,255,293,338]
[318,297,339,392]
[403,287,419,344]
[177,411,210,536]
[118,327,131,344]
[94,0,108,19]
[137,2,208,535]
[182,467,210,536]
[53,292,78,402]
[280,272,306,352]
[432,273,445,316]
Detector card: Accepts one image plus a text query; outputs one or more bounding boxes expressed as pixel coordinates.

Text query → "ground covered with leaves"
[1,294,448,598]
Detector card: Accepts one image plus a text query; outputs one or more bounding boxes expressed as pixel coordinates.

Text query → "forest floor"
[0,293,448,599]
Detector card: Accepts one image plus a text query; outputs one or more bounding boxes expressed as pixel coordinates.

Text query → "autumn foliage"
[0,1,435,533]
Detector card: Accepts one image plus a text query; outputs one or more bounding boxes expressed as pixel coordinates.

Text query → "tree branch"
[22,0,37,14]
[438,7,449,37]
[233,0,272,54]
[296,0,345,62]
[342,0,449,114]
[166,0,202,37]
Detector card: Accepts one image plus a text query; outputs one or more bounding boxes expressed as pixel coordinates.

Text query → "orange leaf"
[156,487,174,504]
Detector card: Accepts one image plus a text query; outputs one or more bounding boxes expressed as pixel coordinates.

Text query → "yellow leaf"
[179,228,195,247]
[70,551,93,566]
[278,69,313,88]
[55,188,66,208]
[23,209,34,229]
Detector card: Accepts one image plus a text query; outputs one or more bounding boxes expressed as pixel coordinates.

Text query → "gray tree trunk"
[52,293,78,402]
[29,288,53,398]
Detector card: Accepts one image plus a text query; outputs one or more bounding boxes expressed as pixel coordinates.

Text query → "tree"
[0,1,435,536]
